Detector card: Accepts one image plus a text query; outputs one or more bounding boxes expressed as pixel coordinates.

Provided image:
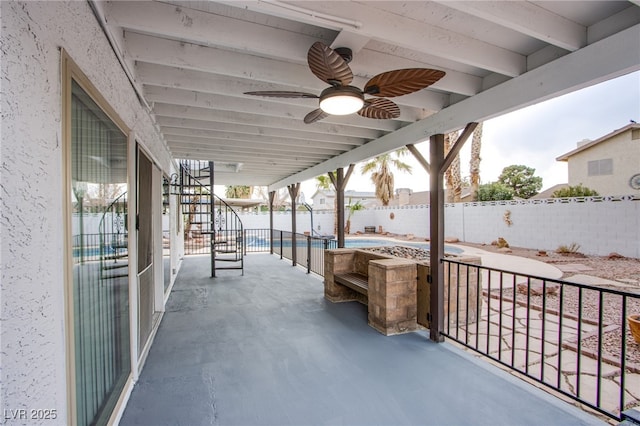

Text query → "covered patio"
[121,254,601,425]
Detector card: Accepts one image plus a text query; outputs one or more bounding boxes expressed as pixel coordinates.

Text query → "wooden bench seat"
[334,272,368,296]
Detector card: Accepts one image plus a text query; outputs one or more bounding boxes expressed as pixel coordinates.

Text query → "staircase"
[99,192,129,280]
[180,160,244,277]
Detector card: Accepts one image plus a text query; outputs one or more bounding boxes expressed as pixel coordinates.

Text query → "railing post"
[306,235,311,274]
[279,230,283,260]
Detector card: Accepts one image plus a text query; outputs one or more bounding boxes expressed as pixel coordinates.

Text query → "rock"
[517,282,559,296]
[491,240,498,246]
[445,237,459,243]
[497,247,512,253]
[608,252,625,259]
[406,234,414,240]
[497,237,509,248]
[537,250,548,257]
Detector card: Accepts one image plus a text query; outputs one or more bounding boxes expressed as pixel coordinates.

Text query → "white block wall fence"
[237,195,640,258]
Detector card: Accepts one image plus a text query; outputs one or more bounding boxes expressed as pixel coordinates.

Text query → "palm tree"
[225,185,252,198]
[360,149,412,206]
[444,130,462,203]
[344,200,364,234]
[469,122,483,201]
[315,172,337,234]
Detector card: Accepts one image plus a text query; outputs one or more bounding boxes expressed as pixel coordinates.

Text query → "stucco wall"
[567,131,640,196]
[1,2,172,422]
[237,197,640,258]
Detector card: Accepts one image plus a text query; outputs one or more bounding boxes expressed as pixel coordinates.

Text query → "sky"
[297,70,640,201]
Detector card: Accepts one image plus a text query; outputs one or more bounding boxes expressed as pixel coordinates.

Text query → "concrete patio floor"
[120,254,603,426]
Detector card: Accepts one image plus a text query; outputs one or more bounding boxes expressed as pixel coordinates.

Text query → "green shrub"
[556,243,581,254]
[476,182,514,201]
[552,184,599,198]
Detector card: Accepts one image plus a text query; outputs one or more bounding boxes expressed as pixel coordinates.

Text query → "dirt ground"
[456,240,640,285]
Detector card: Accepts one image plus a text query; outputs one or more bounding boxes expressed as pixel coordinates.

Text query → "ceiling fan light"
[319,86,364,115]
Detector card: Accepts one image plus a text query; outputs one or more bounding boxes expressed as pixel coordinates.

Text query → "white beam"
[106,1,320,62]
[164,137,340,159]
[143,85,403,131]
[437,1,586,51]
[161,128,353,154]
[222,1,526,76]
[269,24,640,190]
[129,35,451,108]
[151,103,384,140]
[155,116,366,146]
[167,142,325,162]
[136,62,448,113]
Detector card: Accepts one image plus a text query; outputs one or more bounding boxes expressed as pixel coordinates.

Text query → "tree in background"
[315,172,338,235]
[476,182,515,201]
[497,165,543,199]
[360,149,412,206]
[552,184,599,198]
[344,200,364,234]
[469,122,483,201]
[225,185,252,199]
[444,130,462,203]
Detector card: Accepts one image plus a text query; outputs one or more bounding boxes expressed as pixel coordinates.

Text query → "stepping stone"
[555,263,594,272]
[564,274,638,288]
[517,281,559,296]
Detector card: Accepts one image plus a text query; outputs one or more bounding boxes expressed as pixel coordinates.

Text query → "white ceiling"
[93,0,640,189]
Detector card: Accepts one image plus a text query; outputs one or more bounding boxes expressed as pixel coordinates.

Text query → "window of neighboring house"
[587,158,613,176]
[320,198,325,204]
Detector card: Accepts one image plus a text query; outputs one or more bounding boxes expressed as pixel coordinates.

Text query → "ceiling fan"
[244,42,446,124]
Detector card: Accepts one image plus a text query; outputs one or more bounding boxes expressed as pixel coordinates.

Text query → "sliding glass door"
[70,79,130,426]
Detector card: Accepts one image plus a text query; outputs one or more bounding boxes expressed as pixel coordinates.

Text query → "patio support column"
[269,191,275,255]
[429,134,446,342]
[288,183,300,266]
[328,164,354,248]
[429,123,478,342]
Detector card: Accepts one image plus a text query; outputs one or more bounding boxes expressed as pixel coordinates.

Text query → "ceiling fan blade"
[244,91,318,99]
[307,42,353,86]
[358,98,400,119]
[304,108,330,124]
[363,68,446,97]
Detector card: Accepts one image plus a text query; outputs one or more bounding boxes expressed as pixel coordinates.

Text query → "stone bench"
[325,248,483,335]
[324,249,418,335]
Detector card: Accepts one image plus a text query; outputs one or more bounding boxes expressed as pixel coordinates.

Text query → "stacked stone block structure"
[324,248,482,336]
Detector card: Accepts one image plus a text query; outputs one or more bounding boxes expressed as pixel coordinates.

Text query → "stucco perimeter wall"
[239,211,336,235]
[350,197,640,258]
[242,197,639,258]
[1,2,171,421]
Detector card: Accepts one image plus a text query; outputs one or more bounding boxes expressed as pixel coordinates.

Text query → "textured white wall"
[239,198,640,258]
[1,2,171,422]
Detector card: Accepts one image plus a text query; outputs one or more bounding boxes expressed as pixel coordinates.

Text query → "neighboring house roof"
[556,123,640,161]
[344,190,377,199]
[311,189,378,199]
[222,198,266,208]
[530,184,570,199]
[310,189,333,200]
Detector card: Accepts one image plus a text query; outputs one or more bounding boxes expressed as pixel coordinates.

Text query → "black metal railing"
[244,228,272,253]
[441,258,640,421]
[270,229,337,275]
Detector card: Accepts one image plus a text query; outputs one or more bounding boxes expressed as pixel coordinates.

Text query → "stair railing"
[98,191,128,280]
[179,160,244,277]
